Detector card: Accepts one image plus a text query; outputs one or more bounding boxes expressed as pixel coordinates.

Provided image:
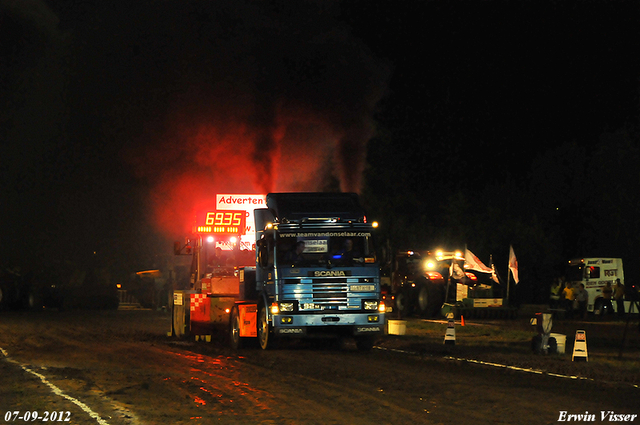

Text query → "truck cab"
[249,193,385,350]
[567,258,624,313]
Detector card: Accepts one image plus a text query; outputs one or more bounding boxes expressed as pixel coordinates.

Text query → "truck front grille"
[313,283,347,303]
[281,276,376,308]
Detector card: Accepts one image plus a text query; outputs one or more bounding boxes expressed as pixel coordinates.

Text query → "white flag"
[450,262,466,280]
[490,263,500,284]
[465,249,493,274]
[509,245,519,284]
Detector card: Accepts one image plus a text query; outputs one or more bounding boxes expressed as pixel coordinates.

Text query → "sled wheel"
[230,306,243,349]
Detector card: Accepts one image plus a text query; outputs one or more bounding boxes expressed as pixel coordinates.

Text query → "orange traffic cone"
[461,315,465,327]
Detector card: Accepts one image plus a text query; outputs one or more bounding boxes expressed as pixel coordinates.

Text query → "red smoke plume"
[120,1,389,237]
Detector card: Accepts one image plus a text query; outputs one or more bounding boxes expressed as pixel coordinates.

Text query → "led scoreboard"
[195,210,247,235]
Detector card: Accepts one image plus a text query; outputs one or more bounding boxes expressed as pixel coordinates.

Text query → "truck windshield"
[276,231,376,267]
[202,241,255,277]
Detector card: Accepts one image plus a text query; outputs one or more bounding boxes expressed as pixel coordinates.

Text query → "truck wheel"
[355,335,375,351]
[396,290,413,317]
[257,304,275,350]
[25,289,43,311]
[417,281,442,317]
[230,307,243,350]
[416,283,430,316]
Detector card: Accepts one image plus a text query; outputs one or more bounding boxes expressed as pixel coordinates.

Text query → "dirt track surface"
[1,310,639,425]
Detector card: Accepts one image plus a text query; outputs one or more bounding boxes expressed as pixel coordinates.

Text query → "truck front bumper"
[272,312,385,336]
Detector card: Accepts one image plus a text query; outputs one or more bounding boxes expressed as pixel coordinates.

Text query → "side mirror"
[258,243,269,268]
[174,238,192,255]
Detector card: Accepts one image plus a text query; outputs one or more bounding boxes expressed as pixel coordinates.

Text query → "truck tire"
[230,307,244,350]
[257,304,276,350]
[416,283,430,316]
[395,290,414,317]
[416,280,443,317]
[24,288,43,311]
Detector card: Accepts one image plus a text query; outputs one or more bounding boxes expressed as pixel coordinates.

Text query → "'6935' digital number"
[3,411,71,422]
[205,211,244,226]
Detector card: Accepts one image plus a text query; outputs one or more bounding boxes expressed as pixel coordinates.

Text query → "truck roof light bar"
[302,217,339,222]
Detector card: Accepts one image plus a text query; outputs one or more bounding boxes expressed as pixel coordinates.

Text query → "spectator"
[562,282,575,319]
[575,283,588,320]
[613,279,625,319]
[600,281,613,316]
[550,278,562,309]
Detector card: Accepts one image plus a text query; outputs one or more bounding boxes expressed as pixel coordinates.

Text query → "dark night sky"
[352,1,640,176]
[2,0,639,281]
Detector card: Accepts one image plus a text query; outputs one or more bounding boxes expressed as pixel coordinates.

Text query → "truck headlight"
[363,300,378,310]
[279,302,295,312]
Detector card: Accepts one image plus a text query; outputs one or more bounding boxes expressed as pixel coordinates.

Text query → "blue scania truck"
[232,192,385,350]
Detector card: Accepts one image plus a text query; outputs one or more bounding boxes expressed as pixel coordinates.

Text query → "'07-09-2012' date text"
[3,412,71,422]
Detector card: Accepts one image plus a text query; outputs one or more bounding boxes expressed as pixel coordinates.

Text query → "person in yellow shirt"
[550,278,562,309]
[562,282,575,319]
